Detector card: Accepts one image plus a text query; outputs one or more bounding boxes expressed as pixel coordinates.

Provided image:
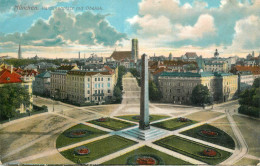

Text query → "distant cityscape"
[0,38,260,113]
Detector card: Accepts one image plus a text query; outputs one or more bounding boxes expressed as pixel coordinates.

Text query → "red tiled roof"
[104,66,113,72]
[234,65,260,75]
[110,51,132,61]
[152,67,165,75]
[21,70,39,76]
[0,69,22,84]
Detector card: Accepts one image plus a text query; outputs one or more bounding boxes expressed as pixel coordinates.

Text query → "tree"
[253,77,260,88]
[0,84,30,121]
[238,86,260,118]
[149,80,162,101]
[191,84,212,106]
[112,86,122,103]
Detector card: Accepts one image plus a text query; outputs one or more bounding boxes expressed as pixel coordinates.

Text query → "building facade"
[33,71,51,96]
[158,71,238,104]
[50,65,79,100]
[66,70,117,104]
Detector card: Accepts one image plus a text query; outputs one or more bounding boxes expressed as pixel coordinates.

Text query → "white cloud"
[230,15,260,50]
[175,14,216,40]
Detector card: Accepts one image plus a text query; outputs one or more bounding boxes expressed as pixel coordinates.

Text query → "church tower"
[214,49,219,58]
[132,39,139,61]
[18,43,22,59]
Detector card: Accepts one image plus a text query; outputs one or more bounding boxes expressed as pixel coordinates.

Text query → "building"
[33,71,51,96]
[181,52,198,62]
[204,61,228,73]
[0,66,33,113]
[237,71,254,93]
[158,71,238,104]
[50,64,79,100]
[231,65,260,79]
[85,54,105,65]
[66,70,117,104]
[110,38,139,67]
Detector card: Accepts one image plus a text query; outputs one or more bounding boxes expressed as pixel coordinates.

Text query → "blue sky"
[0,0,259,58]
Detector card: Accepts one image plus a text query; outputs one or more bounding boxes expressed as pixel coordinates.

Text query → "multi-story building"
[204,61,228,73]
[50,64,79,100]
[181,52,198,62]
[0,65,33,113]
[66,70,117,104]
[158,71,238,104]
[33,71,51,96]
[237,71,254,93]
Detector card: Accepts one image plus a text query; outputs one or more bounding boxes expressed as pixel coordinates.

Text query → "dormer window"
[6,77,10,81]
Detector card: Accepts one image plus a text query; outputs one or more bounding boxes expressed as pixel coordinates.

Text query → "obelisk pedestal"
[139,54,150,130]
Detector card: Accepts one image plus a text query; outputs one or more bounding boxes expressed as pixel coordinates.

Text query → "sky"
[0,0,260,59]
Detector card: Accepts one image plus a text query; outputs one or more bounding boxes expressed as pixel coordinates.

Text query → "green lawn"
[56,123,108,148]
[181,124,235,149]
[60,135,137,164]
[151,118,197,131]
[116,114,170,123]
[102,146,191,165]
[88,118,136,131]
[154,135,232,165]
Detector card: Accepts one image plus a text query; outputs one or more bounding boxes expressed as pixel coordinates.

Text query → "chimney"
[11,65,13,73]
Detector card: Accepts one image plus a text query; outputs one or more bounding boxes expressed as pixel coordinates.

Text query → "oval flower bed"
[96,117,109,122]
[64,129,92,138]
[127,154,164,165]
[177,117,191,122]
[198,129,220,138]
[202,149,217,157]
[74,146,90,156]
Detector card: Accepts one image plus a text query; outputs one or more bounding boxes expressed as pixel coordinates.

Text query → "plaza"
[0,72,259,165]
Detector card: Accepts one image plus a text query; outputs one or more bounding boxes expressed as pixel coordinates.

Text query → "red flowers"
[136,157,156,165]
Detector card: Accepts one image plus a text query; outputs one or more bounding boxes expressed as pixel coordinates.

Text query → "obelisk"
[139,54,150,130]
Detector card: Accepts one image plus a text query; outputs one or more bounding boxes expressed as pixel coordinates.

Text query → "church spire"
[18,42,22,59]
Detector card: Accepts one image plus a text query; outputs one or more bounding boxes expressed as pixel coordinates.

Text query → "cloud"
[128,0,260,50]
[230,15,260,50]
[0,10,127,47]
[175,14,216,41]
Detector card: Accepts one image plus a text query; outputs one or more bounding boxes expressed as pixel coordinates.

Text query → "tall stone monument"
[122,54,166,140]
[139,54,150,130]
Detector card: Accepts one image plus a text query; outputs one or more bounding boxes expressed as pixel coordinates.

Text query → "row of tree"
[238,78,260,118]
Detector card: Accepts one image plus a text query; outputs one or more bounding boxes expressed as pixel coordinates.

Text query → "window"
[88,78,90,81]
[98,78,100,81]
[101,78,103,81]
[108,90,111,93]
[87,83,90,88]
[95,78,97,81]
[102,83,104,88]
[108,78,110,81]
[88,90,90,94]
[95,90,97,94]
[101,90,103,93]
[107,83,110,88]
[98,90,100,94]
[95,84,97,88]
[98,83,100,88]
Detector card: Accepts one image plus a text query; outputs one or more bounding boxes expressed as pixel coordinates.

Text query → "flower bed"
[202,149,217,157]
[74,146,90,156]
[177,117,191,122]
[64,129,93,138]
[96,117,109,122]
[198,129,220,138]
[127,154,164,165]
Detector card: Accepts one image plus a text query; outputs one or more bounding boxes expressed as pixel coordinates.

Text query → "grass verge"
[151,118,197,131]
[56,123,108,148]
[154,135,232,165]
[88,117,136,131]
[60,135,137,164]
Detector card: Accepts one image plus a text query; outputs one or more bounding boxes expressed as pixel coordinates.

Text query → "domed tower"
[214,49,219,58]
